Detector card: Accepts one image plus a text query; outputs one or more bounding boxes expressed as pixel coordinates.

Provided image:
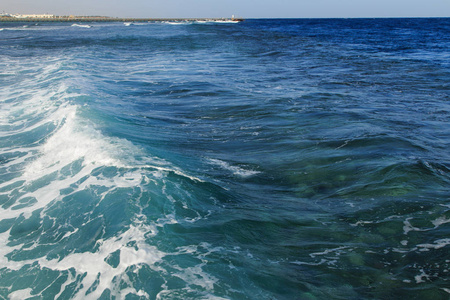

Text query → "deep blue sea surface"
[0,18,449,299]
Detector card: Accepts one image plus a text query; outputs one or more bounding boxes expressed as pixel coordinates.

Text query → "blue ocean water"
[0,18,449,299]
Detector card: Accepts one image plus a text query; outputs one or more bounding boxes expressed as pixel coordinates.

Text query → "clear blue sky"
[2,0,450,18]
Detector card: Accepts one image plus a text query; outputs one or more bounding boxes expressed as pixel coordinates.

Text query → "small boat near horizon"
[231,15,244,22]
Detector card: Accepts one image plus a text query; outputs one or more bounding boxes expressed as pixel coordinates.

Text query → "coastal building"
[12,14,55,19]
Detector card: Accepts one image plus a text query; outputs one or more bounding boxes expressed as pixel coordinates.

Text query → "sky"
[2,0,450,18]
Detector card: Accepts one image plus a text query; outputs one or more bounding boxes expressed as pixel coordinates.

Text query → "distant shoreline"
[0,16,243,23]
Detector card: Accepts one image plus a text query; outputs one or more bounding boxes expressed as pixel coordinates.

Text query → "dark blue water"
[0,18,449,299]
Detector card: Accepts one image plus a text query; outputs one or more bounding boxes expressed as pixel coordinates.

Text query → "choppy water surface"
[0,18,449,299]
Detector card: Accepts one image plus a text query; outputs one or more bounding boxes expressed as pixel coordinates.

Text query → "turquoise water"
[0,19,449,299]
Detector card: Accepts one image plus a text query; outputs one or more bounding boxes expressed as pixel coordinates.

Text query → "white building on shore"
[12,14,55,19]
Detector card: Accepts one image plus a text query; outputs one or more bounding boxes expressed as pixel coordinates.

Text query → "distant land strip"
[0,16,243,23]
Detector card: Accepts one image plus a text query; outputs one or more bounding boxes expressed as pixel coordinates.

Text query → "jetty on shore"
[0,15,244,23]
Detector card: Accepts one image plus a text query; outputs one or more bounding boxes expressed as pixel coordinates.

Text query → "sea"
[0,18,449,299]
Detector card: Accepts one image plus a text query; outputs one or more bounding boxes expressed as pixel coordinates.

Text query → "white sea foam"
[0,55,220,298]
[403,218,424,234]
[194,20,239,25]
[0,26,43,32]
[38,223,164,299]
[0,231,26,271]
[0,128,176,297]
[309,246,350,258]
[71,24,92,28]
[417,238,450,251]
[163,21,191,25]
[0,27,15,32]
[431,216,450,228]
[403,216,450,235]
[210,20,240,24]
[14,218,222,299]
[291,259,329,266]
[138,164,203,182]
[8,288,33,300]
[0,104,116,220]
[123,22,148,26]
[350,220,374,227]
[0,86,67,138]
[23,106,123,180]
[414,269,430,283]
[173,264,218,290]
[0,88,51,128]
[206,158,261,178]
[3,101,188,219]
[0,216,164,298]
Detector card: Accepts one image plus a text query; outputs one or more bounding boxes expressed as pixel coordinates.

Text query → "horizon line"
[1,13,449,20]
